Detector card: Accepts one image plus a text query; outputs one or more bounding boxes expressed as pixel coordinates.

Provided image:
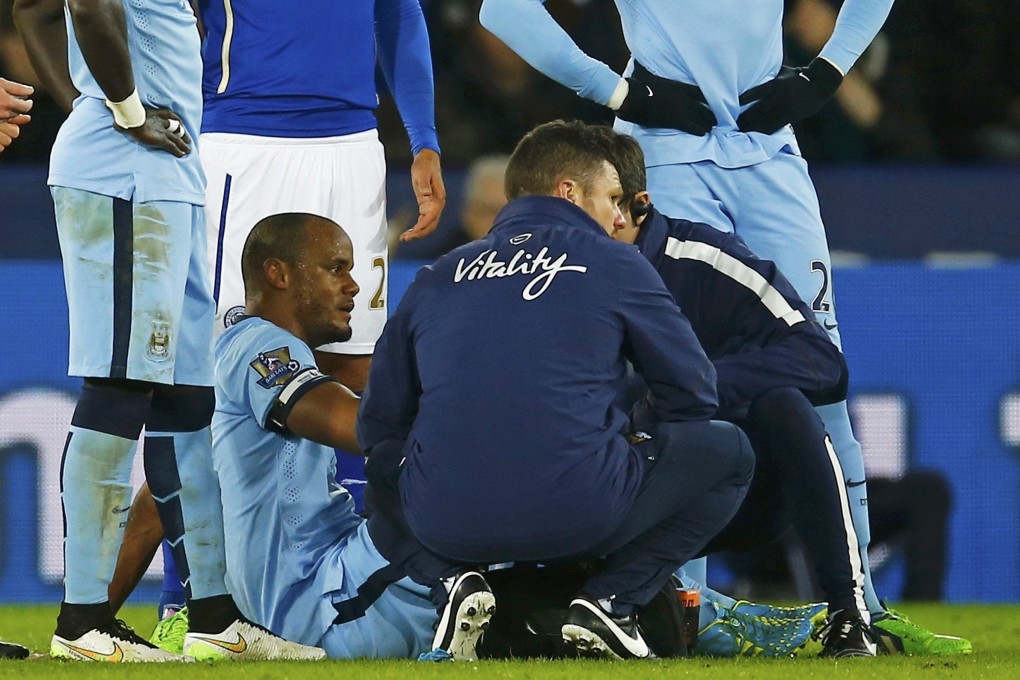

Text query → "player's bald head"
[241,212,344,294]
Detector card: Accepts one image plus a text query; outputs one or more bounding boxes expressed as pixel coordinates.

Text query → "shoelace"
[151,613,188,644]
[815,616,860,647]
[110,619,150,646]
[815,618,838,645]
[880,607,909,623]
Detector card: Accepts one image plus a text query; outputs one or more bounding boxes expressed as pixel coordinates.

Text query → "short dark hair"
[241,212,326,292]
[606,132,647,206]
[504,120,618,200]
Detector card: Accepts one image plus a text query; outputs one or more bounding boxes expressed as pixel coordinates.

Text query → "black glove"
[616,62,715,135]
[736,57,843,134]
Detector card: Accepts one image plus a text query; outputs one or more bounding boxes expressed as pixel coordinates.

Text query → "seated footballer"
[209,212,437,658]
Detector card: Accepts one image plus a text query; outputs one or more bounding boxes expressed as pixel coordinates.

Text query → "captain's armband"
[266,368,336,433]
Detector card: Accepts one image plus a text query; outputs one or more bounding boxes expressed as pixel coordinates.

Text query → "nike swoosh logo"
[645,85,654,98]
[189,632,247,654]
[823,320,838,330]
[61,640,124,662]
[846,479,866,488]
[575,599,649,657]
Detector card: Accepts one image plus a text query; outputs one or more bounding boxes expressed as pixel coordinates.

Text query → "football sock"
[145,386,227,601]
[54,601,115,639]
[158,540,185,619]
[61,382,149,605]
[187,594,242,634]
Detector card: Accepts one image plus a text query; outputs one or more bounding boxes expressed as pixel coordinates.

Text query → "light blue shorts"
[646,150,843,349]
[318,523,435,659]
[52,186,214,385]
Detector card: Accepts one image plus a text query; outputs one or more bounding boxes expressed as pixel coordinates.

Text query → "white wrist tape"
[607,78,630,111]
[104,89,145,129]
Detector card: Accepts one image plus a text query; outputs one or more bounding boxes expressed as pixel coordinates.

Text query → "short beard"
[309,323,352,349]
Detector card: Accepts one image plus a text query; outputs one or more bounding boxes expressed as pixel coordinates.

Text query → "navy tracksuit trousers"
[703,387,866,615]
[367,419,754,612]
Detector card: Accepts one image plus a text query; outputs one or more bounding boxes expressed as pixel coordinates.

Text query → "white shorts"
[201,130,388,354]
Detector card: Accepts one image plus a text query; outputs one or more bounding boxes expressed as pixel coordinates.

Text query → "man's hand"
[400,148,446,242]
[616,63,715,135]
[0,114,31,152]
[0,77,34,120]
[116,107,191,157]
[737,57,843,135]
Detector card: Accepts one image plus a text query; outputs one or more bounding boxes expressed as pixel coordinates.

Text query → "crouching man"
[359,121,755,660]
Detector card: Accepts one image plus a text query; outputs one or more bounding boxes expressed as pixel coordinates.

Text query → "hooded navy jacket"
[634,207,848,420]
[359,196,717,563]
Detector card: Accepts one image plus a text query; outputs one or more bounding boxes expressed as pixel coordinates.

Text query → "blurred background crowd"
[2,0,1017,167]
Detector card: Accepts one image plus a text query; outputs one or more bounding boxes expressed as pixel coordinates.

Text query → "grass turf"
[0,603,1016,678]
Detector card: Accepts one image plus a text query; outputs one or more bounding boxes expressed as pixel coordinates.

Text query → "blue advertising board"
[1,260,1018,603]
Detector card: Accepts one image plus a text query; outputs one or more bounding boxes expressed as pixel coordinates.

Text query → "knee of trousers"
[747,387,826,441]
[726,423,756,484]
[691,420,756,484]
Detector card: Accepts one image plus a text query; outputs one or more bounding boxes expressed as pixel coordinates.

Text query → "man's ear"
[630,190,653,225]
[264,258,289,290]
[554,178,580,206]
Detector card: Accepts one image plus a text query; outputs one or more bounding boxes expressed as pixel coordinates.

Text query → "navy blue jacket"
[359,196,717,563]
[635,208,848,420]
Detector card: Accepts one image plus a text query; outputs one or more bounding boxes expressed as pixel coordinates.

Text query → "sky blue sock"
[61,426,137,604]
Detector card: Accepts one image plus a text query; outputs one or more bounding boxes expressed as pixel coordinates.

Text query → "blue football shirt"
[49,0,205,204]
[480,0,894,168]
[212,317,361,643]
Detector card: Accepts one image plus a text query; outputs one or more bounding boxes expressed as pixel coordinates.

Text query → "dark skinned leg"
[108,482,164,614]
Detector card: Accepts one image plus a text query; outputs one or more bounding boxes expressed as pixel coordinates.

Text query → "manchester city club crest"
[250,346,301,389]
[147,321,171,360]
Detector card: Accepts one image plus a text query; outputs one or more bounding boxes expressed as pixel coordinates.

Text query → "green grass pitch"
[1,603,1018,678]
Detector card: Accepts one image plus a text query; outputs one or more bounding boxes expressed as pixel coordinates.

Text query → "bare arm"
[63,0,134,102]
[20,0,191,156]
[12,0,78,112]
[284,381,363,455]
